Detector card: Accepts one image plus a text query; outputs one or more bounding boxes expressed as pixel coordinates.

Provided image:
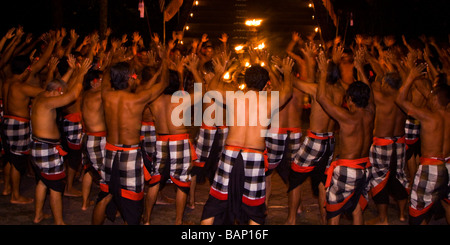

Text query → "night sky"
[1,0,449,46]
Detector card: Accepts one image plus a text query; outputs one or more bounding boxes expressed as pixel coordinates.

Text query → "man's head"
[45,79,68,96]
[110,62,132,90]
[163,69,180,95]
[382,72,402,90]
[244,65,269,91]
[10,55,31,75]
[428,83,450,110]
[326,61,340,85]
[83,69,103,91]
[346,81,371,109]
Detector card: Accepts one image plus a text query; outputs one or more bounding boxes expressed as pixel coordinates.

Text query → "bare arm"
[44,59,91,109]
[316,51,351,122]
[395,62,428,119]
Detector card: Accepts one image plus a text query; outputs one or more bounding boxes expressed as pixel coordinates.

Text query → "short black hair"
[383,72,402,90]
[346,81,371,108]
[163,69,180,95]
[57,57,69,76]
[110,62,131,90]
[10,55,31,75]
[326,61,340,85]
[433,83,450,107]
[83,70,102,91]
[244,65,269,91]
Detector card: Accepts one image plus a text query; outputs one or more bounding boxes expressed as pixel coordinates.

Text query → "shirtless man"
[30,58,91,225]
[396,63,449,225]
[315,52,374,225]
[95,59,166,225]
[61,71,84,197]
[263,47,304,211]
[80,69,105,211]
[362,49,409,224]
[201,53,294,225]
[144,53,203,225]
[2,33,56,204]
[286,53,345,225]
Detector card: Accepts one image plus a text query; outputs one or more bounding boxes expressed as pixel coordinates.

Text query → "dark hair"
[83,70,102,91]
[141,66,155,84]
[163,69,180,95]
[203,60,215,73]
[57,57,69,76]
[46,79,67,92]
[433,83,450,107]
[110,62,130,90]
[326,61,340,85]
[244,65,269,90]
[346,81,371,108]
[383,72,402,90]
[10,55,31,75]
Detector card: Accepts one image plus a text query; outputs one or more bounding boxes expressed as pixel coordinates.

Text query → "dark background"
[0,0,449,49]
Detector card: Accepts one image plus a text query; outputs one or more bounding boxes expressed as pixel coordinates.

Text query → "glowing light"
[312,15,314,19]
[185,26,190,31]
[223,72,230,80]
[245,62,250,67]
[245,19,262,27]
[253,42,265,50]
[260,62,265,67]
[308,3,313,8]
[235,45,244,51]
[315,27,319,33]
[195,1,199,6]
[239,83,246,90]
[190,13,194,17]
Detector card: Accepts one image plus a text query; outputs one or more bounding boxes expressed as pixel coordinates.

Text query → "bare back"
[7,81,42,119]
[225,92,272,151]
[373,88,406,137]
[277,88,304,128]
[309,83,344,133]
[31,94,61,140]
[102,90,147,145]
[149,94,191,135]
[418,111,446,159]
[81,90,106,133]
[337,108,374,159]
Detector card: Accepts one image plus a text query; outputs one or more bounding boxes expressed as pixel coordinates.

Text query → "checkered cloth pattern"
[325,158,371,215]
[265,128,302,170]
[405,116,420,143]
[140,122,156,158]
[152,134,196,187]
[409,157,448,217]
[292,130,334,173]
[104,143,144,196]
[63,114,84,149]
[194,126,228,167]
[369,136,409,196]
[3,116,31,155]
[31,137,67,179]
[210,145,266,206]
[83,133,106,174]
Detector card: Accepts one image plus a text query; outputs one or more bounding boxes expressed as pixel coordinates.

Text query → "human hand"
[219,33,229,43]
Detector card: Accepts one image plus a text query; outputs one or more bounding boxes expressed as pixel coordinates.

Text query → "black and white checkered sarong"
[210,145,266,206]
[3,115,31,155]
[265,128,302,170]
[369,136,409,196]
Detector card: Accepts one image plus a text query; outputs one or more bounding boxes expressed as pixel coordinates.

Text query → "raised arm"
[316,51,351,122]
[44,58,92,109]
[136,57,169,105]
[29,32,57,74]
[276,57,294,109]
[395,62,428,119]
